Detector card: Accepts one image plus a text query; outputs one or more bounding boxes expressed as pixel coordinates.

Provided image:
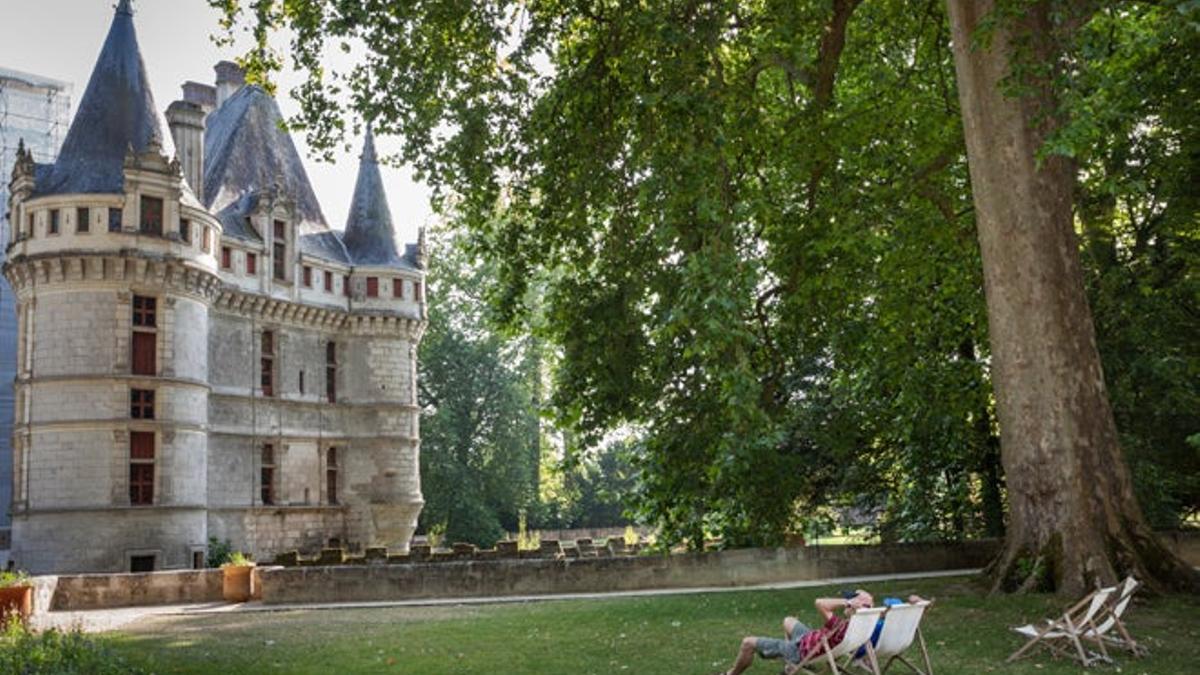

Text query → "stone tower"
[5,0,222,572]
[4,1,426,574]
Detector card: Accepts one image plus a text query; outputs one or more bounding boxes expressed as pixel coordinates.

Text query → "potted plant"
[221,552,255,603]
[0,570,32,625]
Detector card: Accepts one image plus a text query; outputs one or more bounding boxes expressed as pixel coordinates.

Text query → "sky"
[0,0,434,245]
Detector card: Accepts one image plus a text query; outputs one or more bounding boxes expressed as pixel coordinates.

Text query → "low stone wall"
[260,540,1001,605]
[39,568,223,612]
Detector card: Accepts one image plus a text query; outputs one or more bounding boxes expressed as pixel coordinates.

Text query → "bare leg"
[784,616,802,640]
[725,637,758,675]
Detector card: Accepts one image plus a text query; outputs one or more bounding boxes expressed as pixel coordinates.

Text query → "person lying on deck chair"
[716,589,875,675]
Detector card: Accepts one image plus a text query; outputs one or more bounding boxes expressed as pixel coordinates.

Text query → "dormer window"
[246,252,257,275]
[140,196,163,236]
[303,266,312,287]
[76,207,90,234]
[393,279,403,299]
[366,277,379,298]
[108,207,123,232]
[414,281,423,302]
[272,220,289,281]
[49,209,60,235]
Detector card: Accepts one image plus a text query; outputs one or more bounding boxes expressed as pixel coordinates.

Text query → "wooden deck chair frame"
[873,601,934,675]
[1083,577,1146,658]
[1007,585,1116,668]
[784,606,887,675]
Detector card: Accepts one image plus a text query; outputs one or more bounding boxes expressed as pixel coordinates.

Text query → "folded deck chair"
[1008,585,1116,667]
[785,606,888,675]
[1081,576,1146,657]
[867,600,934,675]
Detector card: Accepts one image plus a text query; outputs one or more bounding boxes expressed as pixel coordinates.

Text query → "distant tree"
[417,228,539,548]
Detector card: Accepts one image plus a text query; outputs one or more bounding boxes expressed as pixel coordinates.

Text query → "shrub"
[0,570,30,588]
[206,537,234,568]
[225,551,254,567]
[0,619,148,674]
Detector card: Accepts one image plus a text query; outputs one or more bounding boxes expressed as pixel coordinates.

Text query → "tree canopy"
[212,0,1199,589]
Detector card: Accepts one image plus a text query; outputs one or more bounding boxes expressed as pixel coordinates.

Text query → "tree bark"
[946,0,1199,596]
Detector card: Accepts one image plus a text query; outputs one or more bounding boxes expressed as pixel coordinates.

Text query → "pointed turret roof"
[203,85,328,231]
[341,130,413,268]
[34,0,169,197]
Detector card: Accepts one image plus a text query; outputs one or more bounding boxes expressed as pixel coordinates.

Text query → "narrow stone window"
[26,211,34,237]
[299,370,305,395]
[202,227,212,253]
[130,388,155,419]
[325,341,337,403]
[192,551,205,570]
[221,246,232,269]
[393,279,403,299]
[273,242,286,280]
[327,447,339,505]
[414,281,423,302]
[246,252,258,275]
[303,266,313,287]
[261,330,275,397]
[324,270,333,292]
[179,218,191,244]
[129,431,155,505]
[343,275,351,297]
[140,195,163,236]
[366,277,379,297]
[261,443,276,505]
[49,209,60,235]
[108,207,123,232]
[131,296,157,376]
[76,207,90,233]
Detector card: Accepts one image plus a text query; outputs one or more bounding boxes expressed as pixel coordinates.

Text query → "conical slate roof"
[33,0,170,197]
[203,86,328,232]
[340,130,412,268]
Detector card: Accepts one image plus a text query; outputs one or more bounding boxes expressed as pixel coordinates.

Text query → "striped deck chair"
[1007,585,1116,667]
[785,606,888,675]
[868,600,934,674]
[1081,576,1146,657]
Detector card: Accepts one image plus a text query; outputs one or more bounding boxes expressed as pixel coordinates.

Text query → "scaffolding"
[1,66,72,234]
[0,67,71,533]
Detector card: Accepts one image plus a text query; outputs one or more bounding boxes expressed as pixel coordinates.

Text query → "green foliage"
[0,570,30,589]
[225,552,254,567]
[206,537,234,568]
[416,227,541,548]
[212,0,1199,545]
[0,620,148,675]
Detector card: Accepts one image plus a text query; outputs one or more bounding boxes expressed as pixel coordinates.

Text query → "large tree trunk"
[946,1,1199,596]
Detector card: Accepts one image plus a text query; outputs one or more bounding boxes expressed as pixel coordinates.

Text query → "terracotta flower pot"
[0,585,32,625]
[222,564,255,603]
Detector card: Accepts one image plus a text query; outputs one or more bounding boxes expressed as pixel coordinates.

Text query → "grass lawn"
[105,575,1199,674]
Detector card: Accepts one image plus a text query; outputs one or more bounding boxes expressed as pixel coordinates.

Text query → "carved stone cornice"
[3,251,222,302]
[211,288,425,339]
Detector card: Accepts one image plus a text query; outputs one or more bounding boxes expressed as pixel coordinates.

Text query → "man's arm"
[813,597,848,622]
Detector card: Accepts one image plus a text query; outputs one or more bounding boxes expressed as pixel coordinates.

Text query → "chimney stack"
[166,98,206,198]
[182,81,216,115]
[214,60,245,108]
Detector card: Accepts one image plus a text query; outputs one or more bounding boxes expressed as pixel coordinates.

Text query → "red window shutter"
[132,332,156,375]
[222,247,231,268]
[303,266,312,287]
[393,279,403,298]
[130,431,155,459]
[324,270,333,291]
[247,253,257,275]
[366,277,379,297]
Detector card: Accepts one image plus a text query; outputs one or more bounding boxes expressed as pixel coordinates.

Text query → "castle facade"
[4,0,425,574]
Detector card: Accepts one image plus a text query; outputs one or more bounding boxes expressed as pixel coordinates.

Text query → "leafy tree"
[211,0,1199,592]
[947,0,1196,593]
[417,228,540,547]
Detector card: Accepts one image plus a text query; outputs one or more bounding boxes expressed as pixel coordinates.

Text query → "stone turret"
[2,0,222,574]
[341,128,404,266]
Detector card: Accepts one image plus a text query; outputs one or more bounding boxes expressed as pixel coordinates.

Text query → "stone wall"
[260,540,1002,605]
[43,568,223,611]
